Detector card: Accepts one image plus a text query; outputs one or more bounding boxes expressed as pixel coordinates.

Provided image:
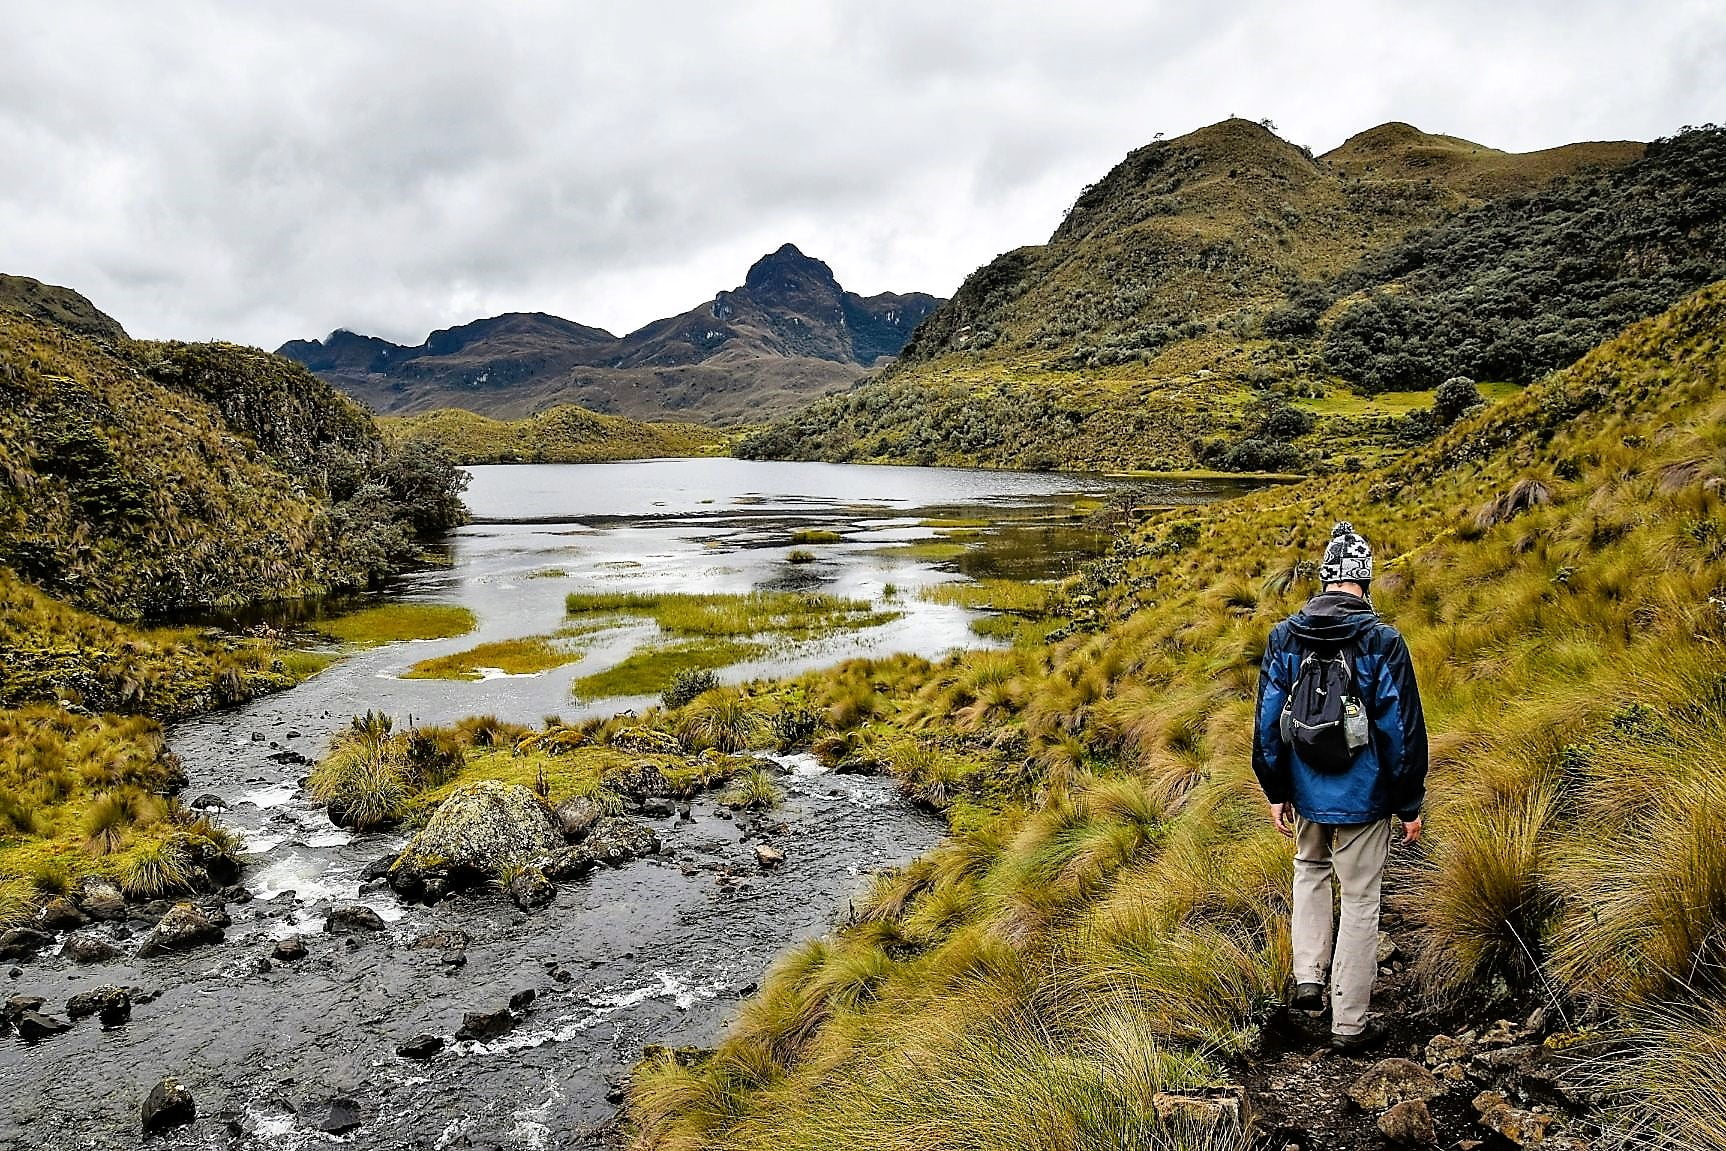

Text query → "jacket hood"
[1288,589,1378,646]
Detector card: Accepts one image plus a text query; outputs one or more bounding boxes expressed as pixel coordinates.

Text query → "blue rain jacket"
[1252,590,1428,824]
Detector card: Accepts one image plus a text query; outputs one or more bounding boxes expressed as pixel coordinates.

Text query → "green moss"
[318,603,476,647]
[401,636,583,681]
[571,639,766,701]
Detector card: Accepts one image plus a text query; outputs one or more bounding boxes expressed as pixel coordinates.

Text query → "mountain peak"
[744,243,839,294]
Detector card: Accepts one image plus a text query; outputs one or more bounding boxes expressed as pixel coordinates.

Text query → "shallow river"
[2,459,1259,1150]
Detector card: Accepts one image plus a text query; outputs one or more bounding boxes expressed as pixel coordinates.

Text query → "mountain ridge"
[278,243,942,425]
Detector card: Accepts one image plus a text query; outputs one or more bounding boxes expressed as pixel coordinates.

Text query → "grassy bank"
[380,404,727,465]
[628,283,1726,1150]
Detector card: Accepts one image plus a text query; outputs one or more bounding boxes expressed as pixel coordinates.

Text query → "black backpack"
[1279,644,1371,771]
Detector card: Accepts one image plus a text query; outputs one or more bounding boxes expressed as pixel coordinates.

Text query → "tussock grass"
[631,285,1726,1147]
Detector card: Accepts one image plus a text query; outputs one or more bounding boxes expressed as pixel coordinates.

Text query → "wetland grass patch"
[571,639,767,702]
[318,602,476,647]
[401,636,584,681]
[564,590,897,639]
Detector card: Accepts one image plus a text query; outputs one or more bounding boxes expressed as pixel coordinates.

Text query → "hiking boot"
[1289,982,1326,1012]
[1329,1025,1381,1053]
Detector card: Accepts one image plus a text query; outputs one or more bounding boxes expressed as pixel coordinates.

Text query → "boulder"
[455,1006,516,1041]
[67,985,132,1027]
[575,817,660,868]
[75,879,128,921]
[506,867,556,912]
[1424,1034,1471,1068]
[324,906,386,934]
[141,1078,196,1135]
[62,931,122,964]
[189,793,228,811]
[1348,1059,1445,1110]
[754,844,786,869]
[35,897,89,932]
[609,728,682,756]
[1379,1099,1437,1146]
[639,797,676,818]
[390,781,563,902]
[360,853,399,882]
[135,903,223,958]
[545,848,598,881]
[272,935,308,962]
[15,1009,71,1041]
[0,928,53,961]
[396,1033,445,1060]
[320,1097,363,1135]
[553,795,605,841]
[1376,931,1401,965]
[1473,1090,1554,1147]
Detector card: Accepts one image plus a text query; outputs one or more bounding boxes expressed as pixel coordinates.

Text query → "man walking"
[1252,522,1428,1051]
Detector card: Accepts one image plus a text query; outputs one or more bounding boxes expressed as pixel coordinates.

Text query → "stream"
[1,459,1265,1149]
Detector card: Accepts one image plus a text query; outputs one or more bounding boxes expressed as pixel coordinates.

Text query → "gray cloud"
[1,0,1720,348]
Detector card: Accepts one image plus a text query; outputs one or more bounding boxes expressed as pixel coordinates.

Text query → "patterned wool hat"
[1320,521,1373,584]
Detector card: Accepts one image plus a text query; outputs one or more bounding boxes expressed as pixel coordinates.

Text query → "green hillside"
[0,283,468,921]
[630,282,1726,1148]
[381,403,727,464]
[0,310,465,619]
[741,122,1726,474]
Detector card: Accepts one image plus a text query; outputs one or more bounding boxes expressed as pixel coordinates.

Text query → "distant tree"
[1433,376,1485,426]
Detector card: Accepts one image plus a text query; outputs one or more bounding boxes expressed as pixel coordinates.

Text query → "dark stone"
[396,1033,445,1060]
[506,867,556,911]
[272,935,308,962]
[62,931,122,964]
[67,985,132,1027]
[553,795,605,842]
[0,928,53,961]
[360,853,399,883]
[455,1006,516,1041]
[142,1078,196,1135]
[833,757,883,776]
[409,929,470,951]
[509,988,536,1011]
[639,797,676,818]
[34,897,89,932]
[190,793,228,811]
[16,1009,72,1041]
[75,879,128,921]
[575,817,661,868]
[219,885,253,904]
[320,1097,363,1134]
[544,848,597,881]
[323,905,387,934]
[136,903,224,958]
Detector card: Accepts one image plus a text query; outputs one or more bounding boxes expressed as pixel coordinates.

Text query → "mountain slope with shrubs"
[629,282,1726,1150]
[742,121,1726,474]
[0,280,468,925]
[0,293,466,619]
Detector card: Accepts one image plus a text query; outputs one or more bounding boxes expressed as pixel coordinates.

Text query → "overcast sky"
[1,1,1720,349]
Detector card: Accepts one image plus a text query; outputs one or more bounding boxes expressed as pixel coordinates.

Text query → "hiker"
[1251,522,1428,1051]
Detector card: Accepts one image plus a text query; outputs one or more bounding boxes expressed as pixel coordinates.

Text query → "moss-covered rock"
[389,780,562,903]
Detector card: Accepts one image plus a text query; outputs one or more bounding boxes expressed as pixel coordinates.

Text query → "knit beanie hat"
[1320,521,1373,584]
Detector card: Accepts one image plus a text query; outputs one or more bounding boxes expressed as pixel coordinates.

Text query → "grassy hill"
[0,308,465,619]
[381,404,727,465]
[627,281,1726,1149]
[740,121,1726,474]
[0,281,469,921]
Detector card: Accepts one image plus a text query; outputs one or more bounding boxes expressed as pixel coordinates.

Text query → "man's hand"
[1269,802,1294,838]
[1400,815,1423,844]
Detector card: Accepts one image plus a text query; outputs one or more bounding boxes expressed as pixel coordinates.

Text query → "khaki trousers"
[1292,815,1391,1036]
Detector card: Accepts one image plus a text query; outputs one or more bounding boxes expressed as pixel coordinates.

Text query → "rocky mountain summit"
[279,244,941,425]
